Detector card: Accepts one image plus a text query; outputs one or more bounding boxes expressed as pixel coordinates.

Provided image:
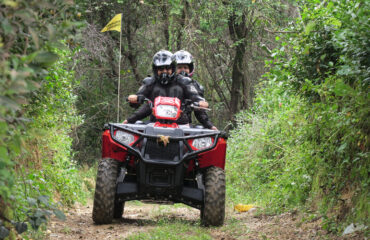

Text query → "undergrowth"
[226,0,369,234]
[1,47,96,239]
[226,83,313,214]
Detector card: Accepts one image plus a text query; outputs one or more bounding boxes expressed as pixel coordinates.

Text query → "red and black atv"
[92,96,227,226]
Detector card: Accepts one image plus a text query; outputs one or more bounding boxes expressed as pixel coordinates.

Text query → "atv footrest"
[117,182,138,194]
[181,187,203,202]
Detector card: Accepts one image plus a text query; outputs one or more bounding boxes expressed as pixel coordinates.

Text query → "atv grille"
[145,139,179,161]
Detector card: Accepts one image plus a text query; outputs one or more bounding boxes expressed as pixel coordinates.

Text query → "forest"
[0,0,368,239]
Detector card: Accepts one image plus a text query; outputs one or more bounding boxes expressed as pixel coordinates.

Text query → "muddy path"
[48,202,364,240]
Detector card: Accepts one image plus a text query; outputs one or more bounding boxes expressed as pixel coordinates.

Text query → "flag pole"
[117,14,122,122]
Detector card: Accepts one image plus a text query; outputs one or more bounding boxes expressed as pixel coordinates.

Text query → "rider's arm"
[177,75,206,104]
[177,75,215,128]
[194,110,214,129]
[180,76,217,129]
[126,103,152,123]
[192,80,205,98]
[129,77,155,108]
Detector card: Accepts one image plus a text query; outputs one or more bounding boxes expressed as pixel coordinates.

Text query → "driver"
[123,50,208,125]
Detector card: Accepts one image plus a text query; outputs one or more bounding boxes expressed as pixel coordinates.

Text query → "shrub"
[227,0,369,229]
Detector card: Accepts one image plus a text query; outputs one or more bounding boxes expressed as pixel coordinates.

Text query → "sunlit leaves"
[304,21,316,35]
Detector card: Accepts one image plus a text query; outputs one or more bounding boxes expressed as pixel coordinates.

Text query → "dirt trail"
[48,202,199,240]
[48,202,365,240]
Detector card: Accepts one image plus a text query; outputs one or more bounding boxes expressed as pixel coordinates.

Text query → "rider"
[123,50,208,125]
[173,50,217,130]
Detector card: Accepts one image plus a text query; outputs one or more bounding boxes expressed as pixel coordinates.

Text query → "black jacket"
[187,79,214,129]
[127,75,213,128]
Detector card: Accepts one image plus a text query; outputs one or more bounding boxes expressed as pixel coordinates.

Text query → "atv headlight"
[114,130,135,145]
[192,137,213,150]
[156,105,178,118]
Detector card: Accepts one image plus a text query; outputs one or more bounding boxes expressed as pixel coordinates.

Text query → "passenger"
[173,50,217,130]
[123,50,208,126]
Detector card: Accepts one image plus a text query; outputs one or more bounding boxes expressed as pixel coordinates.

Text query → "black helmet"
[173,50,194,77]
[152,50,176,85]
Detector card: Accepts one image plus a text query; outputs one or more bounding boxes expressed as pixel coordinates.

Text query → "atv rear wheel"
[92,158,118,224]
[201,166,225,226]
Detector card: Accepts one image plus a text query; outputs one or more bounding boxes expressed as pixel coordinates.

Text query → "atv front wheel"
[113,200,125,219]
[201,166,225,226]
[92,158,118,224]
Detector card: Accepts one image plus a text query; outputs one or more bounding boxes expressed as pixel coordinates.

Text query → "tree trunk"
[228,13,247,117]
[161,1,170,48]
[123,6,141,83]
[230,42,246,116]
[175,0,188,50]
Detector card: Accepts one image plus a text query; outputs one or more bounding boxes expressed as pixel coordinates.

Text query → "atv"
[92,96,227,226]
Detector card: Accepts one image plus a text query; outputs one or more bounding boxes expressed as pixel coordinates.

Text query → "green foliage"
[227,81,313,212]
[0,0,80,199]
[189,0,294,119]
[0,0,90,237]
[8,47,94,236]
[227,0,369,230]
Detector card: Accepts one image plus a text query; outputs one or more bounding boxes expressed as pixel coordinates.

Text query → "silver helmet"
[173,50,194,77]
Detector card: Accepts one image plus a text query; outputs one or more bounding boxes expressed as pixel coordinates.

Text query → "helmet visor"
[153,53,173,67]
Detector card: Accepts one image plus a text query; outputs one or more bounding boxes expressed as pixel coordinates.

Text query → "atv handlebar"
[190,104,211,112]
[183,99,211,113]
[126,96,153,108]
[126,96,210,111]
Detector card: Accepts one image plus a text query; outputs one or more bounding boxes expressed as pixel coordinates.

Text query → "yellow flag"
[101,14,122,32]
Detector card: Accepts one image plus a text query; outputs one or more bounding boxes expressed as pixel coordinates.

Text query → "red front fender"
[101,130,127,162]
